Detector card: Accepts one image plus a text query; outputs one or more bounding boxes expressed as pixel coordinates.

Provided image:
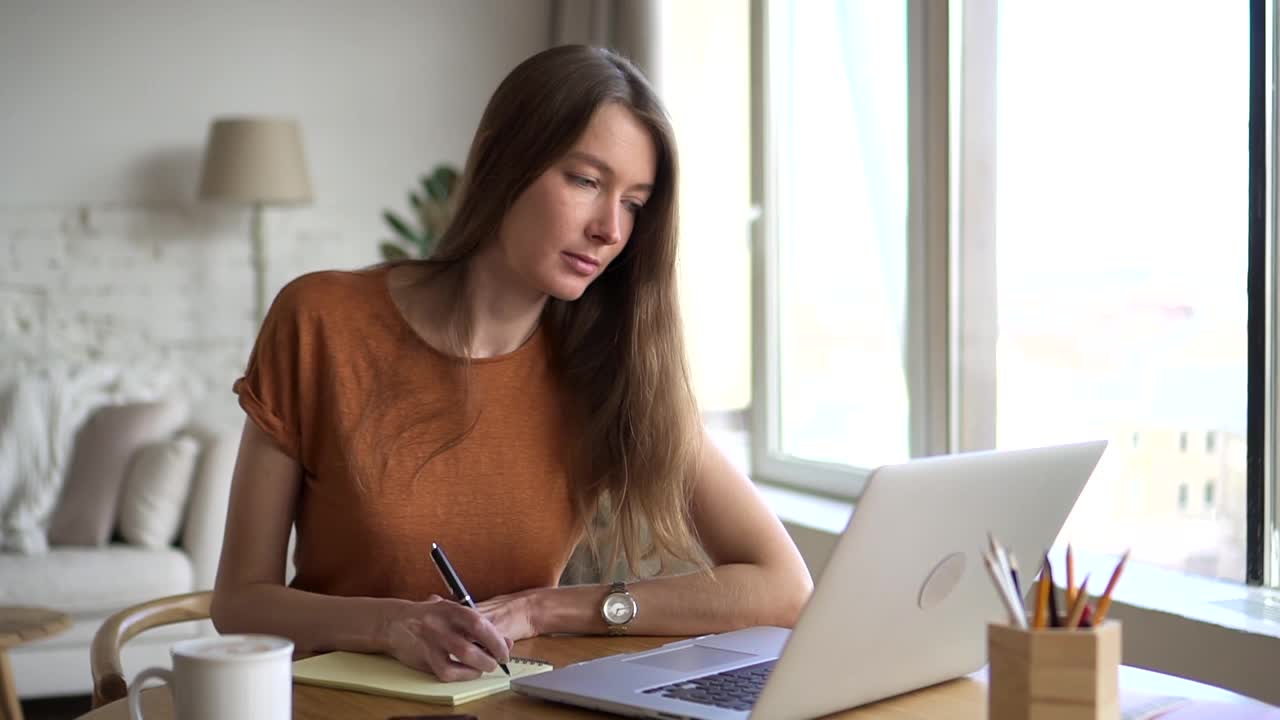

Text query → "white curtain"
[548,0,663,86]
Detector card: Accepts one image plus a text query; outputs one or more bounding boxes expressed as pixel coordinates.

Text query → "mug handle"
[127,667,174,720]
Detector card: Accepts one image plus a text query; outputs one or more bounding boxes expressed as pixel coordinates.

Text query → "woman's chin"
[545,278,592,302]
[549,288,588,302]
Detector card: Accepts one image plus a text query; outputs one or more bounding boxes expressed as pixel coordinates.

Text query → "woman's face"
[494,102,657,302]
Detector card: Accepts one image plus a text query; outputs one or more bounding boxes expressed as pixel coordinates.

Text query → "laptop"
[511,440,1107,720]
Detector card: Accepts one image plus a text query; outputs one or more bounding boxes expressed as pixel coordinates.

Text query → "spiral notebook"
[292,651,554,706]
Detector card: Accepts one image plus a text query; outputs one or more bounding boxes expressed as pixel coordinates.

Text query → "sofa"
[0,390,238,699]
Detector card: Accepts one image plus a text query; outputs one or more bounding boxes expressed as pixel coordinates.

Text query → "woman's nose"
[589,202,623,245]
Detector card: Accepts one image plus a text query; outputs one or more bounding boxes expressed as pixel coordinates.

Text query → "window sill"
[753,481,854,535]
[752,479,1280,705]
[751,478,1280,640]
[1047,546,1280,641]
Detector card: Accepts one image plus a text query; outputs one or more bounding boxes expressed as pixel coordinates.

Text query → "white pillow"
[117,434,200,548]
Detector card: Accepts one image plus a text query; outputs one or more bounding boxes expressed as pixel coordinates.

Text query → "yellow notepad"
[292,651,553,706]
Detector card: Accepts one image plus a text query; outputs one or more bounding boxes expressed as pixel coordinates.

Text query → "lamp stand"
[250,202,267,324]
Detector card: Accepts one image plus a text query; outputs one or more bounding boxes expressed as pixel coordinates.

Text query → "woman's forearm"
[533,562,813,636]
[210,583,414,655]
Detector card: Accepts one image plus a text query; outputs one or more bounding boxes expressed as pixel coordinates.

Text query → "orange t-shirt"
[232,267,580,602]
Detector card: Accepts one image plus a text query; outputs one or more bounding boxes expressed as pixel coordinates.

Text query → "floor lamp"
[198,117,313,323]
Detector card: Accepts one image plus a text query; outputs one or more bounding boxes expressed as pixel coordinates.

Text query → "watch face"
[603,592,636,624]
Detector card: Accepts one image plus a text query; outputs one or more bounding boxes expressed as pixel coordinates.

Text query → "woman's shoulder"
[271,266,390,317]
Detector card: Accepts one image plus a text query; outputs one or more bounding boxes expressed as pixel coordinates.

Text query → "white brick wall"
[0,205,378,425]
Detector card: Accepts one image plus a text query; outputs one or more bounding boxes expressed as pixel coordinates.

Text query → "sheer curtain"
[548,0,662,84]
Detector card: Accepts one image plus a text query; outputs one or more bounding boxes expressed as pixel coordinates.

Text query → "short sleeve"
[232,277,312,463]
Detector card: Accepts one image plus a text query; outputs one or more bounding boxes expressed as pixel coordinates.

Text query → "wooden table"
[1,606,71,720]
[79,634,1278,719]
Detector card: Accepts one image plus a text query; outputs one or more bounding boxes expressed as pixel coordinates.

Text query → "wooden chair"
[89,591,212,708]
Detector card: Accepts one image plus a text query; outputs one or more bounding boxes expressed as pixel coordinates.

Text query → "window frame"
[749,0,952,499]
[1259,0,1278,587]
[750,0,1278,587]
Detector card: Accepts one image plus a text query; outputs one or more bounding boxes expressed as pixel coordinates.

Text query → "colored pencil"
[1066,543,1076,607]
[1065,572,1093,629]
[1092,550,1131,625]
[1032,557,1051,629]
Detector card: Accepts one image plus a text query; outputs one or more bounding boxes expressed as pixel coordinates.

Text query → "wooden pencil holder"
[986,621,1121,720]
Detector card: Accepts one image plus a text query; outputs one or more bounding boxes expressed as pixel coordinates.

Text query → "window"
[757,0,910,493]
[990,2,1248,582]
[753,0,1275,586]
[754,0,947,497]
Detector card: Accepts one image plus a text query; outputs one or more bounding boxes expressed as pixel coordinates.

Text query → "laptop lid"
[751,440,1106,719]
[513,441,1106,720]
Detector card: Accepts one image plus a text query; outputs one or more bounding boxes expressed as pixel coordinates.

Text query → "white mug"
[128,634,293,720]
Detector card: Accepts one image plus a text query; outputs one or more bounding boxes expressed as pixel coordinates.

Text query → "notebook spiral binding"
[511,655,551,666]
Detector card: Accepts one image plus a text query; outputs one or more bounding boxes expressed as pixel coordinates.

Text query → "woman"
[210,45,812,682]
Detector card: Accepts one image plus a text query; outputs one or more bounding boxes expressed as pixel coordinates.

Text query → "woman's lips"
[562,251,600,276]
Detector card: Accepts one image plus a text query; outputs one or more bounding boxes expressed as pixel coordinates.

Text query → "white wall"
[659,0,752,413]
[0,0,550,423]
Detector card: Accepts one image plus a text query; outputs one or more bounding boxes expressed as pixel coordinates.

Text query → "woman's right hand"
[383,595,513,681]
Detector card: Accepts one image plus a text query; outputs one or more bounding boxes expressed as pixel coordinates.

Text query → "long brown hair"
[422,45,703,577]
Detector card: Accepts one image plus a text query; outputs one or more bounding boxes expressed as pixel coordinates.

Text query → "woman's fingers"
[386,596,516,680]
[449,605,510,665]
[425,646,485,682]
[441,633,499,674]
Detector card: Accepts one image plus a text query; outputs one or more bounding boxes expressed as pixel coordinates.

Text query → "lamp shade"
[198,117,313,204]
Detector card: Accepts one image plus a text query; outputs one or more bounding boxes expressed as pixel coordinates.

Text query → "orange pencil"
[1093,549,1131,625]
[1065,572,1092,629]
[1032,557,1051,629]
[1066,544,1076,607]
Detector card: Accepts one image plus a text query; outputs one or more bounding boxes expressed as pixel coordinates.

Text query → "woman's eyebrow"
[565,150,654,193]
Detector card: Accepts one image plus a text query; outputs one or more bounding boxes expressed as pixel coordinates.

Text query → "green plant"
[379,164,460,261]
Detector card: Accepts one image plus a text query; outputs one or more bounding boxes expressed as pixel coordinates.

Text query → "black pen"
[430,542,510,676]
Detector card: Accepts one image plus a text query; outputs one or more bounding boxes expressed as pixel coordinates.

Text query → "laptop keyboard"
[642,659,777,712]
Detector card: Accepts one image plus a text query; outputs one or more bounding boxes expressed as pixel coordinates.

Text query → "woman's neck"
[464,262,546,358]
[394,259,546,359]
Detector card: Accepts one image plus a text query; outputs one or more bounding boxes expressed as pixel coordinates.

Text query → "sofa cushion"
[47,397,188,547]
[0,544,193,615]
[118,434,200,548]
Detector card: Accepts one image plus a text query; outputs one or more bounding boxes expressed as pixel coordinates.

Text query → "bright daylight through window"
[994,1,1248,583]
[766,0,910,474]
[757,0,1255,584]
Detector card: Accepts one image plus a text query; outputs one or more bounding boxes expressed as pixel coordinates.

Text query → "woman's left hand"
[476,588,542,642]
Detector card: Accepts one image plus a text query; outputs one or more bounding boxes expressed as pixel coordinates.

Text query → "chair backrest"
[90,591,212,708]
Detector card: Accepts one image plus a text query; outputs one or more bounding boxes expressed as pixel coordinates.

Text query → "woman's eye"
[569,174,598,190]
[623,199,645,214]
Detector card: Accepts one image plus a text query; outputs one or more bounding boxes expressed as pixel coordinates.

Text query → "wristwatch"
[601,581,638,635]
